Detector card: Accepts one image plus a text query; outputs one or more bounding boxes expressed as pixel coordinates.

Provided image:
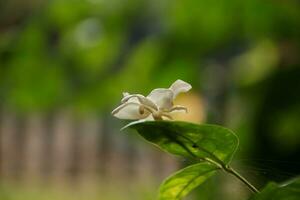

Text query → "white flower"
[112,79,192,121]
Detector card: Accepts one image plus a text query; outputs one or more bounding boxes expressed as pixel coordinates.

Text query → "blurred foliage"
[0,181,157,200]
[1,0,299,113]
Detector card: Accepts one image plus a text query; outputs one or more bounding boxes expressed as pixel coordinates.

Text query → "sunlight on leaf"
[159,162,220,200]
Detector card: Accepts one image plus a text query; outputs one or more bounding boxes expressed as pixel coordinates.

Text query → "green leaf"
[250,178,300,200]
[126,121,239,165]
[159,162,220,200]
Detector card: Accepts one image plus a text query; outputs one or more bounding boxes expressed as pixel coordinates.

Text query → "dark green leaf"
[159,162,220,200]
[126,121,239,165]
[250,178,300,200]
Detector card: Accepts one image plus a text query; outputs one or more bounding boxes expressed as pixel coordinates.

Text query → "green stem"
[203,158,259,194]
[224,166,259,194]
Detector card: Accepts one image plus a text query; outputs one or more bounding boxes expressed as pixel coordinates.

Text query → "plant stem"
[203,158,259,194]
[224,166,260,194]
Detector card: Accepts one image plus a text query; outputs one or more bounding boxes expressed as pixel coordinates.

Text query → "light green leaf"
[250,178,300,200]
[127,121,239,165]
[159,162,220,200]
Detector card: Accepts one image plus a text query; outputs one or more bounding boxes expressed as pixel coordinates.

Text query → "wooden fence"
[0,109,178,185]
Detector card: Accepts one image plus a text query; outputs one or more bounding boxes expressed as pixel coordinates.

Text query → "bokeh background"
[0,0,300,199]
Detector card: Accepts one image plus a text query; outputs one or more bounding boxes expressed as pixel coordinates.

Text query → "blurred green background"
[0,0,300,199]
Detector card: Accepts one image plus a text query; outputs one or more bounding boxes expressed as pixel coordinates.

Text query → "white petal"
[112,102,150,120]
[169,79,192,99]
[121,93,139,103]
[147,88,174,110]
[122,92,130,97]
[121,94,158,110]
[120,115,154,130]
